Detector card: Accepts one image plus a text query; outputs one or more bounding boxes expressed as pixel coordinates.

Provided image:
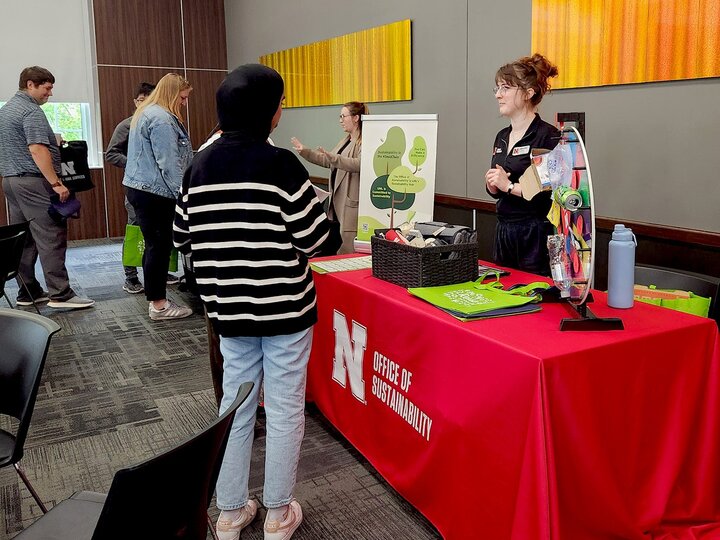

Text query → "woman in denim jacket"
[123,73,194,320]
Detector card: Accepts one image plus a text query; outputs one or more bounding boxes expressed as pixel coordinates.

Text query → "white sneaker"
[264,500,303,540]
[148,300,192,320]
[48,296,95,309]
[216,500,258,540]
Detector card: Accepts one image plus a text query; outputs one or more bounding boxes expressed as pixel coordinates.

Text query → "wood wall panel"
[187,70,227,147]
[93,0,184,67]
[182,0,227,69]
[91,0,228,240]
[104,164,128,238]
[68,169,107,241]
[97,66,173,148]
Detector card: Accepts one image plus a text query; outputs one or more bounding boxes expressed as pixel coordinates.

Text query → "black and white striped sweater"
[173,134,341,337]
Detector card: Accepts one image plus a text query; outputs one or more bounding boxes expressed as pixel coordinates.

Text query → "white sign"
[356,114,438,245]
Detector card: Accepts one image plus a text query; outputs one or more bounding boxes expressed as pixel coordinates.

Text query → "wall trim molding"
[434,193,720,249]
[310,176,328,187]
[308,182,720,249]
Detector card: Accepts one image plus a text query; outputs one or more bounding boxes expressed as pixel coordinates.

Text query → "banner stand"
[355,114,439,247]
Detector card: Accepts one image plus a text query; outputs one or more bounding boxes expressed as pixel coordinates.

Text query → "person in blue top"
[123,73,193,320]
[106,81,172,295]
[485,53,561,276]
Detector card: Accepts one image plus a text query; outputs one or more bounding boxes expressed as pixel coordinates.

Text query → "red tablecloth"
[307,258,720,540]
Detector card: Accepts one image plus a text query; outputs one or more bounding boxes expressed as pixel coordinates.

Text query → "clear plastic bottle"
[607,224,637,308]
[547,234,572,298]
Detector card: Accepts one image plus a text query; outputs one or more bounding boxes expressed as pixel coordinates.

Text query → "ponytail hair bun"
[495,53,558,106]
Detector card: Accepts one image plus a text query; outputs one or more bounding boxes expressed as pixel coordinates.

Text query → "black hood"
[216,64,284,140]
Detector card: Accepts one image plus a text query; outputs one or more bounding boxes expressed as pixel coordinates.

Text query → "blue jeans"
[215,328,313,510]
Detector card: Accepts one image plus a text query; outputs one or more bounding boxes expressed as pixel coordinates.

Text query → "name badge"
[512,145,530,156]
[493,147,503,155]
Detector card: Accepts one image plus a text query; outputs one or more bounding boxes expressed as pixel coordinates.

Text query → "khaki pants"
[2,175,74,301]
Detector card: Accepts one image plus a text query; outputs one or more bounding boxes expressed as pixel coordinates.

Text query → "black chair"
[0,309,61,514]
[0,221,41,314]
[14,381,254,540]
[635,264,720,324]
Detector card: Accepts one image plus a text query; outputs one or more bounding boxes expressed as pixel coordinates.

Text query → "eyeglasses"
[339,114,355,119]
[492,84,514,96]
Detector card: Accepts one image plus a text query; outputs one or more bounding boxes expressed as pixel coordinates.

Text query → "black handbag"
[59,140,94,192]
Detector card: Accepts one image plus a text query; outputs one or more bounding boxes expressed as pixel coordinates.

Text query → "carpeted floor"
[0,239,440,539]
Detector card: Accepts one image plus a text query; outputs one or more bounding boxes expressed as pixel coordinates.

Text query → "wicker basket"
[371,231,479,288]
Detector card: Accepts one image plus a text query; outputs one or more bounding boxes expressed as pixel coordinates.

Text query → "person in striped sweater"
[174,64,341,540]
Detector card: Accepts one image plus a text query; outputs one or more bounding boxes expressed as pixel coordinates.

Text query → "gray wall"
[225,0,720,234]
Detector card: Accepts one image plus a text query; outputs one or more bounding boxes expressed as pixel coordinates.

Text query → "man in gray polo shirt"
[0,66,94,309]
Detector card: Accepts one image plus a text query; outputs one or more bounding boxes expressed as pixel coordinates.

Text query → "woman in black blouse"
[485,54,561,275]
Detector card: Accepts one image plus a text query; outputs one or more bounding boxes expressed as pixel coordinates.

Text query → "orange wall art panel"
[532,0,720,89]
[260,20,412,108]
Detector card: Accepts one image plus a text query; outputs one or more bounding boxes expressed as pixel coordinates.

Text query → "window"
[0,101,98,166]
[42,102,85,141]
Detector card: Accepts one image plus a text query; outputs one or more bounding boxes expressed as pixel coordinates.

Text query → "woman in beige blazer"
[291,101,368,254]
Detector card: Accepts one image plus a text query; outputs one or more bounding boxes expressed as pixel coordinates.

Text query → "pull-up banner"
[355,114,438,252]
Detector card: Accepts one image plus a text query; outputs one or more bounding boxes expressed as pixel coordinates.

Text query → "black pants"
[125,187,176,301]
[493,217,553,277]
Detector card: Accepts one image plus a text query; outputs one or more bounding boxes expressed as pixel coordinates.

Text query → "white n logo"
[332,310,367,403]
[60,161,76,176]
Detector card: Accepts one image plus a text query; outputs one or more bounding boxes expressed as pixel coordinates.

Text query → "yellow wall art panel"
[532,0,720,89]
[260,20,412,108]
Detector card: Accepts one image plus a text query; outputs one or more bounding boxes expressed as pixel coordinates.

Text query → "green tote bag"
[122,224,179,272]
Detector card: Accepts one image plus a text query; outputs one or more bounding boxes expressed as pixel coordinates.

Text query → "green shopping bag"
[635,285,711,318]
[122,224,179,272]
[408,279,549,320]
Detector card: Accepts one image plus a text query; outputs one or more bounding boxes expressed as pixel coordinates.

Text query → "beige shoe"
[48,295,95,309]
[148,300,192,320]
[264,500,303,540]
[217,500,258,540]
